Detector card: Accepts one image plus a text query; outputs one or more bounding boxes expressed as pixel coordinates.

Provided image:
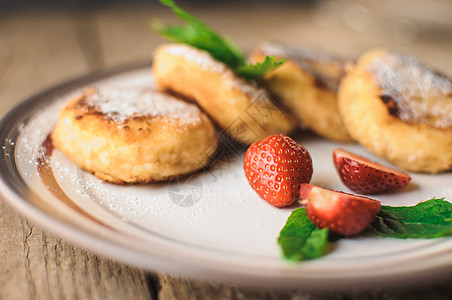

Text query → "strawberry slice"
[300,183,381,236]
[333,148,411,194]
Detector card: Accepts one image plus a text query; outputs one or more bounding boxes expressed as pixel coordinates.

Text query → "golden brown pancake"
[153,43,297,145]
[52,87,218,183]
[251,42,353,142]
[338,48,452,173]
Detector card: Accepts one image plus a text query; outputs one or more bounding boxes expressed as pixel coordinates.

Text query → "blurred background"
[1,0,451,111]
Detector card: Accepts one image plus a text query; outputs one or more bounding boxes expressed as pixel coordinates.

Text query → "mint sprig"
[278,208,330,261]
[278,198,452,262]
[152,0,284,80]
[236,56,286,80]
[365,198,452,238]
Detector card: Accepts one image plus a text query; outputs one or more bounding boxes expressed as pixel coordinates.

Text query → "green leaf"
[365,198,452,239]
[236,56,286,80]
[152,0,246,69]
[153,0,285,80]
[278,208,330,261]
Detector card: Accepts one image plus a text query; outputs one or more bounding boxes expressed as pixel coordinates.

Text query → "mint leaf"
[278,208,330,261]
[153,0,246,69]
[381,197,452,224]
[236,56,286,80]
[277,198,452,263]
[153,0,284,80]
[365,198,452,238]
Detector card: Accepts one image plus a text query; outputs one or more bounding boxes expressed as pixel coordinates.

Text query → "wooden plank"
[0,10,152,300]
[157,275,293,300]
[0,201,152,300]
[94,5,167,67]
[0,11,89,115]
[157,274,452,300]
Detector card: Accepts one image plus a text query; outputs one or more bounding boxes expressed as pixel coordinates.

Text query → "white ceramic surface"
[2,64,452,289]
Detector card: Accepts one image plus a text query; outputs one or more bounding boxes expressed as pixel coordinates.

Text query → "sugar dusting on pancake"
[256,41,349,92]
[367,51,452,129]
[73,88,202,124]
[164,44,228,74]
[51,86,218,183]
[162,44,260,97]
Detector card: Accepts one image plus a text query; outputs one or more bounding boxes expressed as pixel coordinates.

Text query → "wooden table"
[2,2,452,299]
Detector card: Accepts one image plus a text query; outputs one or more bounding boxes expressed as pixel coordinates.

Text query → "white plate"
[2,63,452,290]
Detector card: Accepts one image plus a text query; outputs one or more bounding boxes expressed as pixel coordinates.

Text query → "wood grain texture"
[0,10,152,300]
[0,12,88,113]
[0,200,152,300]
[156,275,452,300]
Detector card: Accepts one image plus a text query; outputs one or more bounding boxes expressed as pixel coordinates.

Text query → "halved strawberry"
[243,134,313,207]
[333,148,411,194]
[300,183,381,236]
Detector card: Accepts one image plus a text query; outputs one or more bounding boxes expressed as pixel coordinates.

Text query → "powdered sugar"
[256,41,349,92]
[257,41,340,64]
[164,44,227,74]
[84,88,202,123]
[367,51,452,128]
[162,44,262,98]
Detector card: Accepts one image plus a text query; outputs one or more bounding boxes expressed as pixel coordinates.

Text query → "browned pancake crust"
[338,48,452,173]
[52,88,218,183]
[366,51,452,128]
[251,42,353,142]
[153,44,297,145]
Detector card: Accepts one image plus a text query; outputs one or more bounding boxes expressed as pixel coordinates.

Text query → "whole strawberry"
[243,134,313,207]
